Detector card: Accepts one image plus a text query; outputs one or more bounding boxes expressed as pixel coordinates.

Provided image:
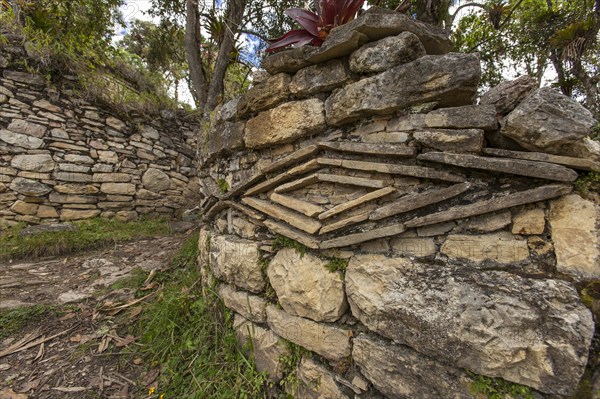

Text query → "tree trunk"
[205,0,247,114]
[185,0,208,110]
[549,49,572,97]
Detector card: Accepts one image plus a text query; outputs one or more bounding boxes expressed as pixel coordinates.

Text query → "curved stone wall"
[199,8,599,398]
[0,35,202,227]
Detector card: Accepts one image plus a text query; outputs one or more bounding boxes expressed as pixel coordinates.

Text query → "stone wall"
[198,8,599,398]
[0,34,202,227]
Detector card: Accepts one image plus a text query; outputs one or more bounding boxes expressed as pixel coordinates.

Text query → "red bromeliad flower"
[266,0,365,53]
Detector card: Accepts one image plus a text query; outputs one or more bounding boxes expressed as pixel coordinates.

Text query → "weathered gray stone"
[418,152,578,182]
[214,97,240,124]
[3,70,45,85]
[501,87,598,159]
[9,177,51,196]
[349,31,426,74]
[266,306,352,361]
[480,75,538,115]
[346,254,594,395]
[318,141,417,157]
[549,194,600,279]
[390,237,436,257]
[370,183,471,221]
[92,173,131,183]
[64,154,94,164]
[10,200,38,215]
[353,334,474,399]
[11,154,54,172]
[36,205,59,218]
[60,209,101,221]
[139,125,159,140]
[203,121,245,161]
[269,193,325,218]
[234,315,288,382]
[482,148,600,172]
[457,211,512,233]
[53,171,92,183]
[58,163,91,173]
[115,210,138,222]
[512,208,545,235]
[290,59,353,96]
[325,53,480,126]
[244,99,326,149]
[19,223,77,237]
[325,7,452,56]
[98,150,119,164]
[262,46,314,75]
[237,73,291,117]
[100,183,136,195]
[295,358,349,399]
[263,219,320,250]
[55,184,99,195]
[268,248,348,322]
[243,197,321,234]
[210,235,265,293]
[407,184,572,228]
[413,129,484,153]
[321,224,406,249]
[49,193,97,204]
[8,119,47,138]
[425,105,497,130]
[218,284,268,323]
[106,116,127,131]
[441,232,529,264]
[0,129,44,149]
[142,168,171,192]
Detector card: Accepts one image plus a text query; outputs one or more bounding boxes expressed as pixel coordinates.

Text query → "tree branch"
[467,0,525,52]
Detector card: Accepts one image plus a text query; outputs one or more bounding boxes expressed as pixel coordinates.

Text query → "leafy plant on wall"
[266,0,365,52]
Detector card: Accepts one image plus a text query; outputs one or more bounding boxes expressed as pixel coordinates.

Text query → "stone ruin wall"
[198,8,600,399]
[0,34,202,228]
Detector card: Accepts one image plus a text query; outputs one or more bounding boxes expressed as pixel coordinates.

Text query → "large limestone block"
[440,232,529,265]
[266,306,352,361]
[262,46,313,75]
[218,284,268,323]
[234,315,288,382]
[0,129,44,149]
[289,59,353,96]
[237,73,291,117]
[325,53,480,126]
[244,99,326,149]
[210,235,265,293]
[142,168,171,192]
[11,200,38,215]
[11,154,55,172]
[295,358,349,399]
[512,208,545,235]
[501,87,598,159]
[349,31,426,74]
[353,334,474,399]
[202,121,245,161]
[345,254,594,395]
[100,183,136,196]
[8,119,47,138]
[9,177,51,196]
[413,129,484,153]
[424,104,497,130]
[60,209,101,221]
[480,75,538,115]
[267,248,347,322]
[549,194,600,279]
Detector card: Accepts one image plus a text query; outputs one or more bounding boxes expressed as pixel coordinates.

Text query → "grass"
[0,304,61,339]
[324,257,349,276]
[272,236,307,257]
[469,372,534,399]
[0,217,172,261]
[574,171,600,197]
[132,232,271,398]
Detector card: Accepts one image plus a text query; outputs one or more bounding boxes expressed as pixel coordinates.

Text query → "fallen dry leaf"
[51,386,89,392]
[33,342,45,362]
[143,368,160,386]
[114,335,135,348]
[0,363,11,371]
[0,388,28,399]
[133,358,143,365]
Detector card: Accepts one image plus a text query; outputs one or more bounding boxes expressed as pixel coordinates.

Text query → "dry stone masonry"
[197,7,600,399]
[0,35,202,227]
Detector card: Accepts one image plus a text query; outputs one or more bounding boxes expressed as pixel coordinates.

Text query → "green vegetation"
[134,232,271,398]
[0,304,61,339]
[0,217,171,261]
[278,340,310,396]
[574,171,600,196]
[469,372,534,399]
[324,257,349,275]
[217,178,230,193]
[272,235,307,257]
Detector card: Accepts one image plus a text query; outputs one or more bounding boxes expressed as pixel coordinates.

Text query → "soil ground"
[0,235,189,399]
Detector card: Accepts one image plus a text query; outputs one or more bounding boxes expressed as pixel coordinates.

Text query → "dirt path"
[0,235,189,399]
